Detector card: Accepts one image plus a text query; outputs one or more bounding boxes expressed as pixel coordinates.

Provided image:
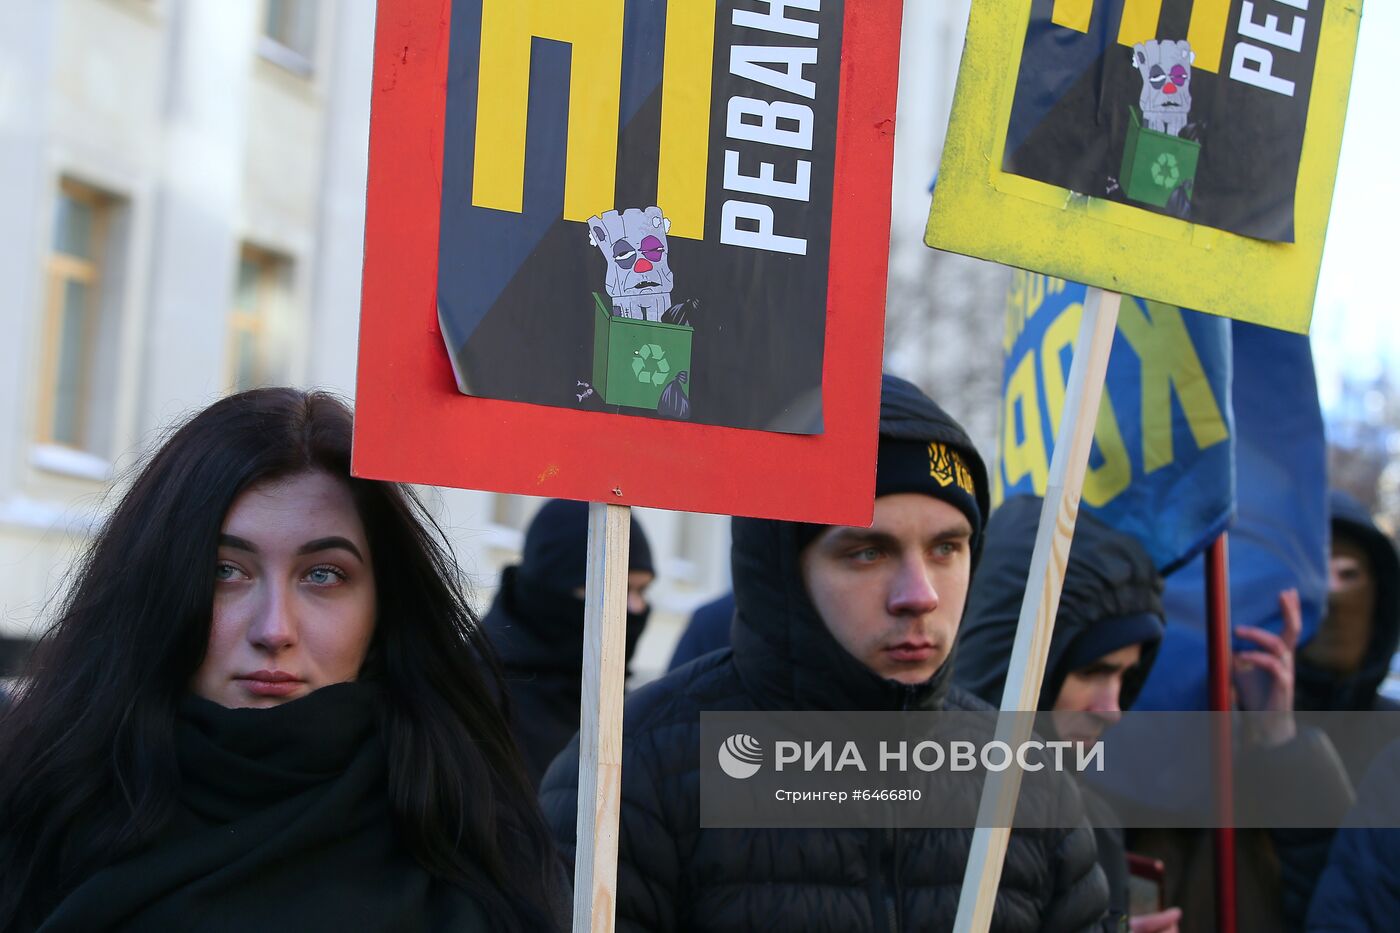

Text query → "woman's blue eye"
[215,563,240,581]
[306,566,345,585]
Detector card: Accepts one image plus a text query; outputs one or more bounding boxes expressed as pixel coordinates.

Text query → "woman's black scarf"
[36,682,490,932]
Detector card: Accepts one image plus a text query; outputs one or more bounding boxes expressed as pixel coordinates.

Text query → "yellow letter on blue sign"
[1003,350,1050,497]
[1117,299,1230,474]
[1039,301,1132,507]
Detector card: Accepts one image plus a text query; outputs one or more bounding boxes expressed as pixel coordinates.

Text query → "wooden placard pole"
[952,287,1123,933]
[573,502,632,933]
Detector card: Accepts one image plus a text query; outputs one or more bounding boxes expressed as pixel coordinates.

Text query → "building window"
[228,246,292,394]
[260,0,317,72]
[39,181,112,451]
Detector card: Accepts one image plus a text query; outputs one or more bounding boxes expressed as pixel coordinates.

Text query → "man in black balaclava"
[540,375,1109,932]
[482,499,654,788]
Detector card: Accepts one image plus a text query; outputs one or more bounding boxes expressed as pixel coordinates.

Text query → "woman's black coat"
[26,684,493,932]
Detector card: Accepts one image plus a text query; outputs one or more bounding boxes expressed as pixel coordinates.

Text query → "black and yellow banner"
[1005,0,1324,242]
[925,0,1361,332]
[437,0,845,433]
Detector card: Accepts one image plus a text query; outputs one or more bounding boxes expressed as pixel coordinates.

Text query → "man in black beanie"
[482,498,654,788]
[541,375,1109,932]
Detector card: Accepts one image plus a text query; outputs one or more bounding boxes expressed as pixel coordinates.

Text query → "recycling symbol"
[1150,152,1181,189]
[631,343,671,386]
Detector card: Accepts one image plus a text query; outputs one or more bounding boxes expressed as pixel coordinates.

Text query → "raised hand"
[1233,588,1301,746]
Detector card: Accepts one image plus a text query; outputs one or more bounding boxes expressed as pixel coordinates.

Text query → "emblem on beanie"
[928,443,976,495]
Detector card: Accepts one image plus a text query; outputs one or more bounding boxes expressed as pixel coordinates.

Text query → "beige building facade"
[0,0,736,682]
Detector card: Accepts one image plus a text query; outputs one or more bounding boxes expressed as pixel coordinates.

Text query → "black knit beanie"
[795,375,987,555]
[872,437,982,541]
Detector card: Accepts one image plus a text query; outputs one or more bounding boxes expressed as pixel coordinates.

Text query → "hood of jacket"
[729,374,989,712]
[1296,490,1400,711]
[954,496,1165,711]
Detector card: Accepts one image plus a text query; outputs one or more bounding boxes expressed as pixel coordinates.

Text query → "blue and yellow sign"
[996,271,1234,571]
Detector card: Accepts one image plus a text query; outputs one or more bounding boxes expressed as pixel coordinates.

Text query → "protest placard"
[356,2,904,929]
[926,4,1364,930]
[356,0,901,528]
[927,0,1363,333]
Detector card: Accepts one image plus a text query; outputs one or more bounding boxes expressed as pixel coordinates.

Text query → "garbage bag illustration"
[657,372,691,421]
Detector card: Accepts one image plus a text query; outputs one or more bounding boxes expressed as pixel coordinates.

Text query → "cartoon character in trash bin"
[582,205,695,420]
[1117,38,1201,218]
[587,206,674,322]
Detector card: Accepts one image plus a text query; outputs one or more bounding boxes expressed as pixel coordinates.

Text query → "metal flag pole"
[1206,534,1237,933]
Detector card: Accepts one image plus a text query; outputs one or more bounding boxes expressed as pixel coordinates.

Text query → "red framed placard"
[354,0,902,525]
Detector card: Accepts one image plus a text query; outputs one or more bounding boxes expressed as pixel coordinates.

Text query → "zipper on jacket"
[876,685,915,930]
[883,826,900,931]
[868,829,897,933]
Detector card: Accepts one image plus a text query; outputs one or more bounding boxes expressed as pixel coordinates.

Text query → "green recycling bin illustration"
[592,294,693,413]
[1122,107,1200,209]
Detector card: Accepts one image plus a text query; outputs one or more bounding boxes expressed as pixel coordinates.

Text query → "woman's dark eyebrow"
[217,534,364,562]
[219,533,257,553]
[297,537,365,561]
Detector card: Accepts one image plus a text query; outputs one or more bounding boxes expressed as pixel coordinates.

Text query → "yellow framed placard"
[926,0,1363,334]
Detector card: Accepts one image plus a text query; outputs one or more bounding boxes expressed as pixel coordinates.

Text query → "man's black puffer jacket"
[540,378,1109,932]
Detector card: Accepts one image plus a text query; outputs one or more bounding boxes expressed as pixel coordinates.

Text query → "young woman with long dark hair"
[0,388,567,931]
